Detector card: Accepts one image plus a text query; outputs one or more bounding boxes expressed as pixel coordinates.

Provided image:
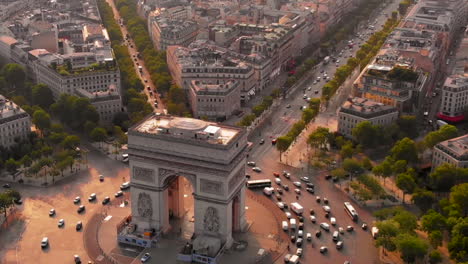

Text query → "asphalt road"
[245,1,402,263]
[0,145,130,264]
[106,0,164,113]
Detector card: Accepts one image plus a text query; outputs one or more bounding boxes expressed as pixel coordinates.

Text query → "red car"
[273,172,280,177]
[271,139,277,145]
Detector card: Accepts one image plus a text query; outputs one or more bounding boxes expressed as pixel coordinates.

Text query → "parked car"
[330,217,336,225]
[362,223,368,230]
[115,191,124,198]
[320,222,330,231]
[315,230,322,237]
[247,161,256,167]
[310,215,316,223]
[316,196,321,203]
[141,253,151,262]
[58,219,65,227]
[73,196,81,204]
[323,205,331,212]
[120,182,130,190]
[74,254,81,264]
[300,177,310,182]
[346,225,354,232]
[306,188,314,194]
[49,208,56,216]
[293,181,302,188]
[99,175,104,182]
[282,185,289,191]
[2,183,10,188]
[336,241,344,250]
[320,246,328,254]
[252,167,262,173]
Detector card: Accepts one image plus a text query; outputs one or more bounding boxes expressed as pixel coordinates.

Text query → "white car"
[323,205,331,212]
[58,219,65,227]
[313,80,317,84]
[297,230,303,237]
[320,222,330,231]
[275,178,282,185]
[247,161,256,166]
[330,217,336,225]
[294,189,301,195]
[252,167,262,173]
[306,233,312,241]
[293,181,302,188]
[310,215,316,223]
[277,202,285,209]
[300,177,310,182]
[296,248,303,257]
[285,212,292,219]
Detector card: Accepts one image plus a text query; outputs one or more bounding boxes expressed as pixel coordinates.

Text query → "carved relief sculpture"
[133,167,155,183]
[200,179,223,195]
[137,192,153,218]
[203,207,220,233]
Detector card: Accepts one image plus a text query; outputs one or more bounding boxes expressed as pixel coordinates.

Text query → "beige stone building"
[338,97,399,139]
[188,80,241,121]
[0,95,31,148]
[432,134,468,169]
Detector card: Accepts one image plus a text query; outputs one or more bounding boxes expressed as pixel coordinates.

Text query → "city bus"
[344,202,358,221]
[246,179,272,189]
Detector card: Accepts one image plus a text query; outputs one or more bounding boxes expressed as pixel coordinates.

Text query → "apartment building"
[0,95,31,148]
[166,43,256,103]
[74,85,122,125]
[188,80,240,121]
[437,75,468,122]
[354,50,429,113]
[148,13,198,50]
[432,134,468,169]
[338,97,399,139]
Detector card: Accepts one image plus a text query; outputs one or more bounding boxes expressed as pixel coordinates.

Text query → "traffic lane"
[251,160,378,263]
[7,150,130,264]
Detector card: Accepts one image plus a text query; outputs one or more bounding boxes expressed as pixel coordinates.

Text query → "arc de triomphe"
[127,115,248,250]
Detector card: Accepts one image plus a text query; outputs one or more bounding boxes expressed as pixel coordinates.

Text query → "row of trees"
[275,98,321,158]
[322,17,400,101]
[97,0,153,127]
[236,90,279,127]
[111,0,190,116]
[284,59,317,89]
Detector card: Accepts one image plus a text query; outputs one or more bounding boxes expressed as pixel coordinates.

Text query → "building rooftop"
[0,95,29,124]
[436,134,468,160]
[339,97,398,118]
[189,80,239,95]
[74,85,121,102]
[132,115,241,146]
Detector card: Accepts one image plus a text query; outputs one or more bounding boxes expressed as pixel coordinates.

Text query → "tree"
[20,155,32,168]
[308,127,331,150]
[361,157,373,170]
[424,125,458,149]
[352,121,379,148]
[449,183,468,216]
[430,163,468,192]
[276,136,292,162]
[5,158,18,174]
[448,218,468,261]
[391,138,418,164]
[2,63,26,93]
[411,188,435,213]
[392,159,407,174]
[61,135,80,150]
[428,250,442,264]
[421,210,447,233]
[395,234,429,263]
[392,210,418,234]
[340,141,355,158]
[428,230,443,248]
[32,109,51,134]
[342,158,363,178]
[391,11,398,20]
[372,159,393,185]
[90,127,107,147]
[0,193,13,218]
[375,220,400,253]
[5,189,21,202]
[302,108,316,123]
[396,172,416,203]
[31,84,54,109]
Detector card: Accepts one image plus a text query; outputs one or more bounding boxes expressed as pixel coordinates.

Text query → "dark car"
[298,216,304,222]
[102,197,110,205]
[306,188,314,194]
[306,183,314,188]
[290,235,296,243]
[309,209,315,215]
[14,198,23,205]
[245,174,251,179]
[298,223,304,230]
[332,176,339,182]
[362,223,368,230]
[325,212,330,218]
[76,221,83,231]
[323,198,329,204]
[77,205,85,213]
[315,230,322,237]
[325,175,332,180]
[275,194,282,202]
[346,226,354,232]
[2,183,10,188]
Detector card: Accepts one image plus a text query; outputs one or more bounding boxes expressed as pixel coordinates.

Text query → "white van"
[289,254,300,264]
[282,221,289,231]
[333,231,339,241]
[41,237,49,248]
[290,218,297,230]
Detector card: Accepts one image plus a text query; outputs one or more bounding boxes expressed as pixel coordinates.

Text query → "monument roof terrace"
[132,115,242,146]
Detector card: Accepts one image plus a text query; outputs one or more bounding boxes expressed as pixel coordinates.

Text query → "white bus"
[246,179,272,189]
[344,202,358,221]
